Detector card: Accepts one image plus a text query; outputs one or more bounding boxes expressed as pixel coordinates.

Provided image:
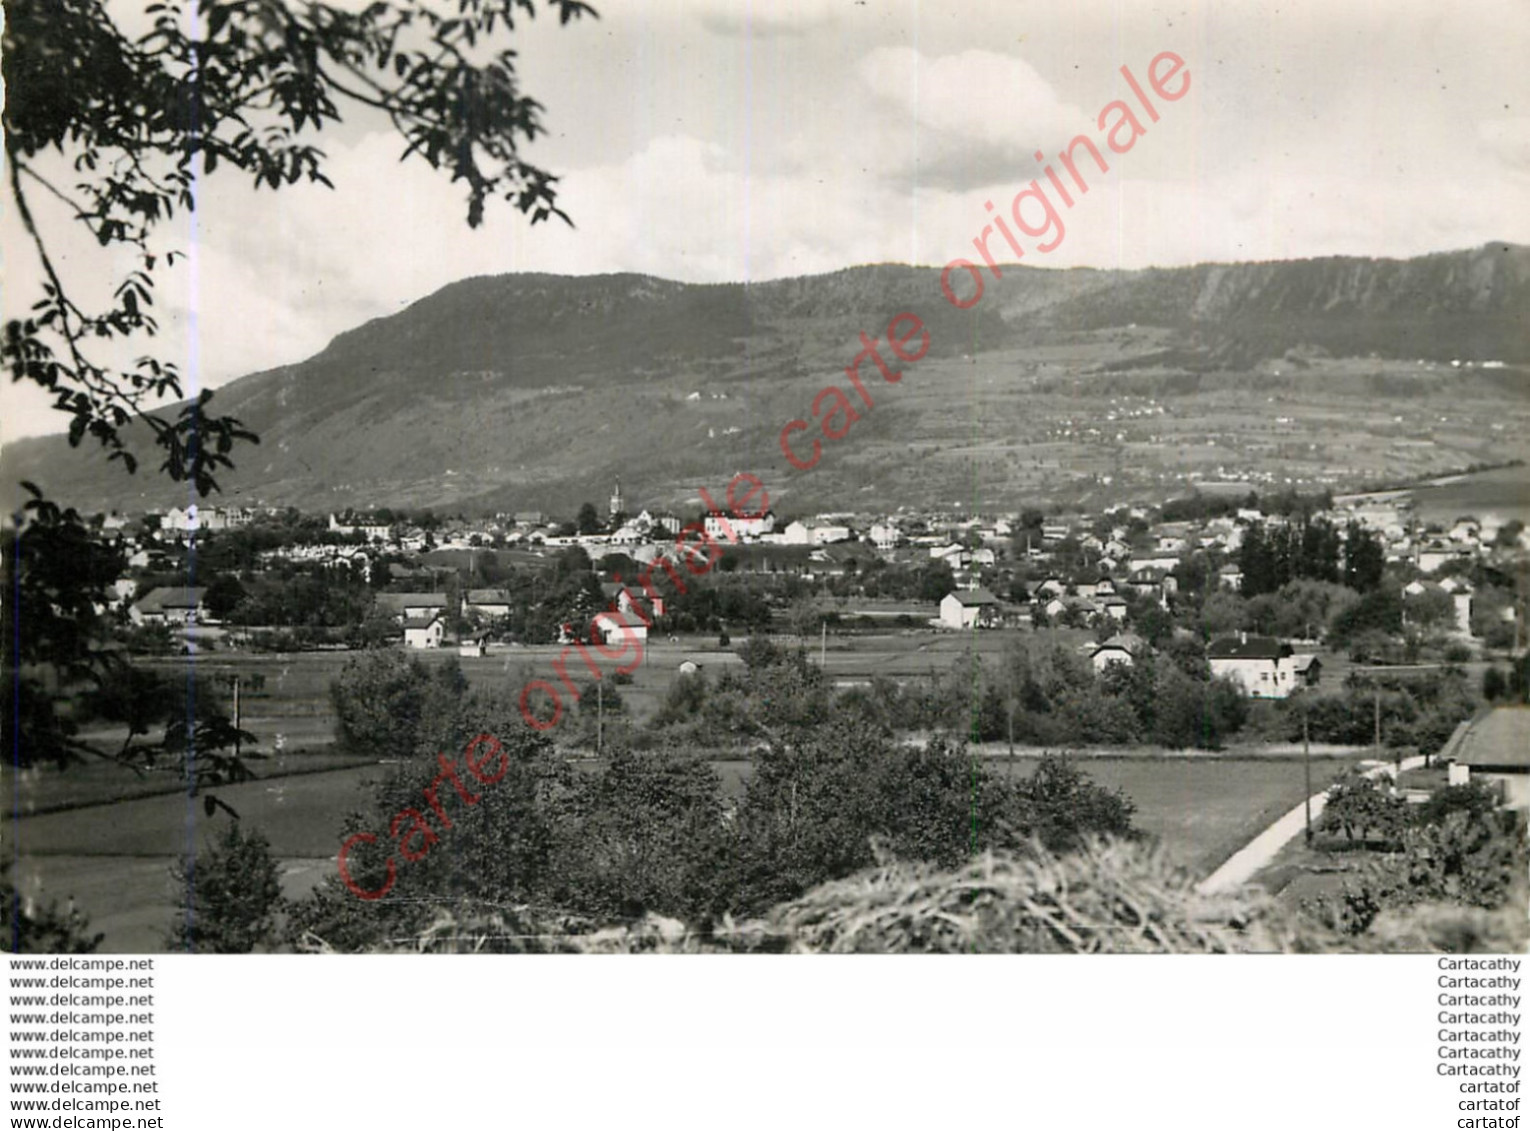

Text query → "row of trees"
[646,636,1249,752]
[1237,519,1385,597]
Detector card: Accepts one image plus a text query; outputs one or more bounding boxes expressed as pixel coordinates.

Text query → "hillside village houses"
[81,467,1526,668]
[328,513,393,541]
[158,503,254,534]
[704,509,776,542]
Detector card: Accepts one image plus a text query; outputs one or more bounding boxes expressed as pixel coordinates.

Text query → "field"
[8,631,1379,951]
[40,626,1073,783]
[1404,464,1530,526]
[8,744,1367,952]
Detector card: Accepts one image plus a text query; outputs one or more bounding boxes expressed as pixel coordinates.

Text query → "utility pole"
[232,675,242,762]
[596,678,604,756]
[1302,697,1312,847]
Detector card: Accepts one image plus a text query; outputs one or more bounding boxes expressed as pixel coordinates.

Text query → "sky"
[3,0,1528,441]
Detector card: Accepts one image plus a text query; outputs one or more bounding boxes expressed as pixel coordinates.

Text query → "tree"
[3,487,130,769]
[329,648,467,758]
[1403,586,1455,632]
[576,501,603,535]
[555,750,727,922]
[3,487,258,799]
[1329,588,1403,647]
[203,571,247,620]
[169,822,285,952]
[3,0,597,846]
[1318,770,1408,847]
[1343,522,1386,593]
[3,0,596,491]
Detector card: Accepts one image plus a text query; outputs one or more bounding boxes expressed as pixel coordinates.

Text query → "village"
[117,475,1524,672]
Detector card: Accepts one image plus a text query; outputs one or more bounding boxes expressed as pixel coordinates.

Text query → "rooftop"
[1455,708,1530,770]
[1206,634,1292,661]
[947,588,999,607]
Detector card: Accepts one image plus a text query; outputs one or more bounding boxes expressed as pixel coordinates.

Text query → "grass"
[989,755,1361,875]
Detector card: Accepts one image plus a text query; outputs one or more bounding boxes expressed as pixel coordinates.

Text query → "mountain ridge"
[4,243,1527,515]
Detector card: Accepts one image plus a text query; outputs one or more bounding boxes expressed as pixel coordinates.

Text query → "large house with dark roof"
[375,592,449,623]
[130,587,208,626]
[1206,633,1318,699]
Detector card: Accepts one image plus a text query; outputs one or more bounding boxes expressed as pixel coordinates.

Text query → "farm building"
[594,611,649,645]
[130,587,209,626]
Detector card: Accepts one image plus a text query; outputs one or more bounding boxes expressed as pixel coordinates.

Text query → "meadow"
[8,629,1375,951]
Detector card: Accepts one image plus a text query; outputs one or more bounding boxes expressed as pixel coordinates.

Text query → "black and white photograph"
[5,0,1528,968]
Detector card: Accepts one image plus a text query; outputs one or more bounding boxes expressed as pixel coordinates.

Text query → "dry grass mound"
[752,840,1330,954]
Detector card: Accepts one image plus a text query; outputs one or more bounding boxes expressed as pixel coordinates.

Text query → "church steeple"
[609,477,624,517]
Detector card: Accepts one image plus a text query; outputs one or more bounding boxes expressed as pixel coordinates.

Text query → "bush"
[168,823,285,953]
[1324,807,1529,935]
[1,865,102,953]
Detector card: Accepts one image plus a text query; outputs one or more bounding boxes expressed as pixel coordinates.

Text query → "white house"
[811,524,853,545]
[1449,711,1530,810]
[1090,633,1145,671]
[705,510,775,541]
[1206,634,1318,699]
[938,588,1001,630]
[594,611,649,645]
[403,613,444,649]
[1417,540,1467,574]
